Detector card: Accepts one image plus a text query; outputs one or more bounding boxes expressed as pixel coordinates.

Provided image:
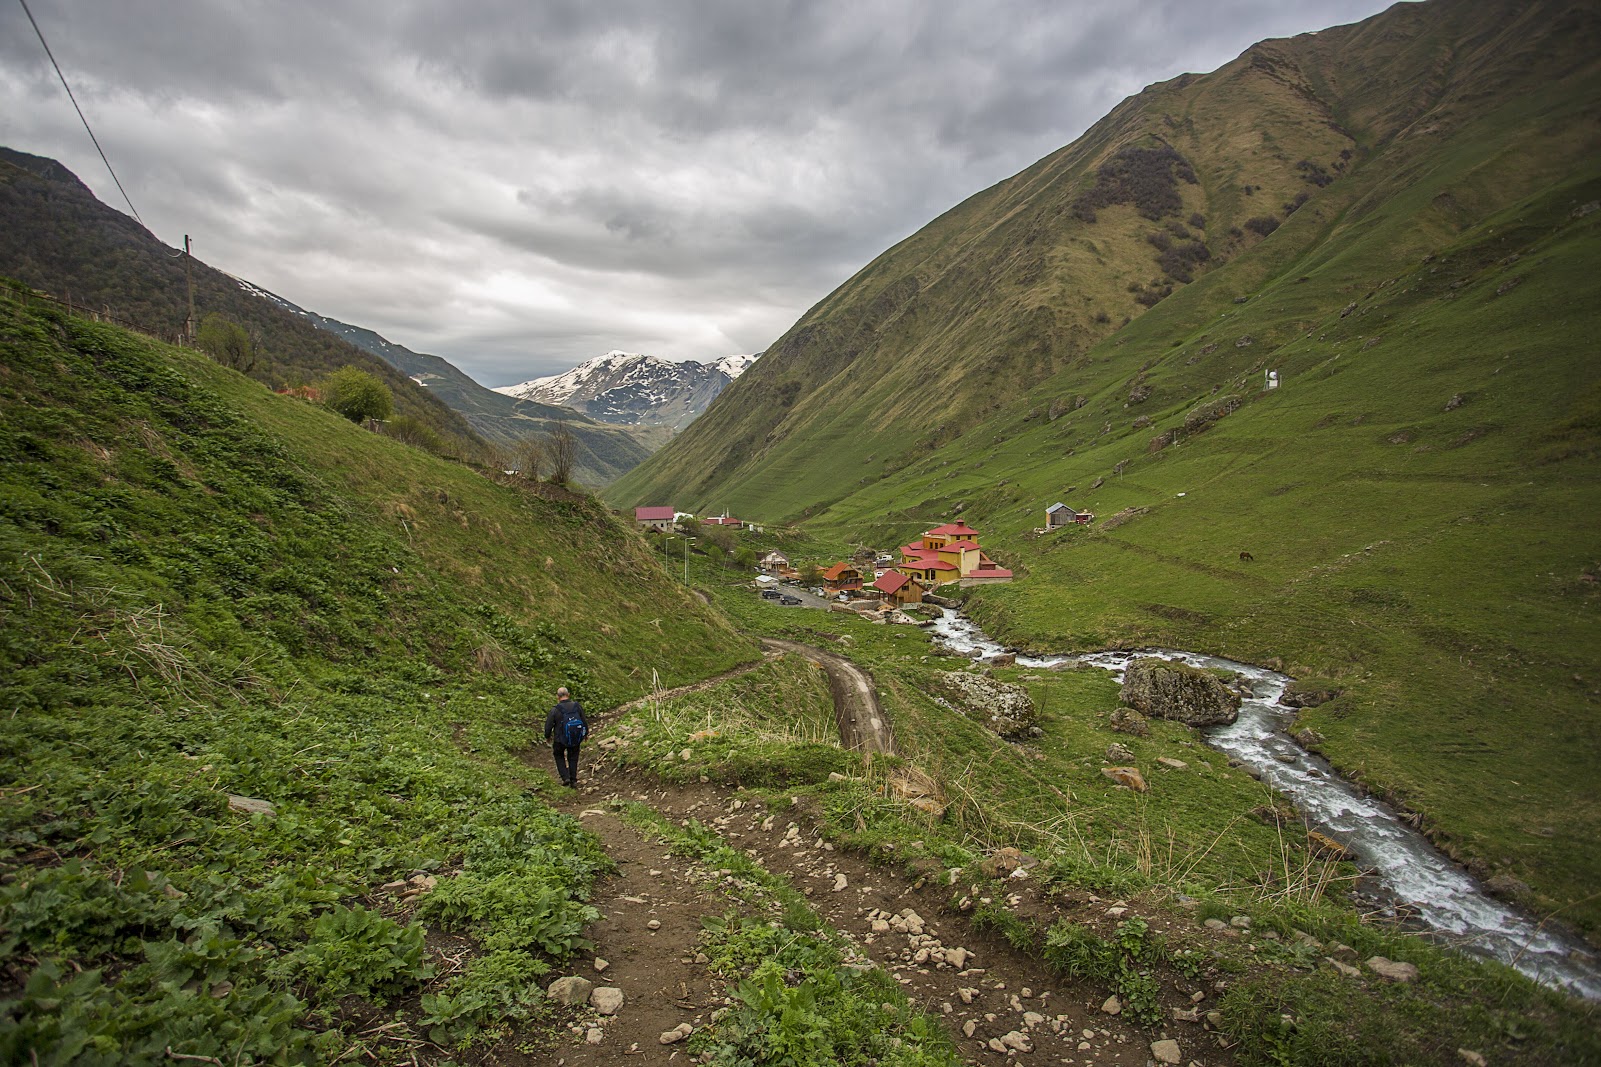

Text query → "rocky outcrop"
[1108,708,1150,736]
[1279,681,1342,708]
[1119,658,1240,727]
[938,671,1038,739]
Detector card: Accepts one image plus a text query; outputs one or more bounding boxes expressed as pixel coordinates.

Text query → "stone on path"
[1366,956,1419,982]
[548,975,592,1007]
[833,873,849,892]
[1100,995,1121,1015]
[585,1027,603,1045]
[590,987,624,1015]
[592,957,609,972]
[660,1023,693,1045]
[1151,1038,1182,1064]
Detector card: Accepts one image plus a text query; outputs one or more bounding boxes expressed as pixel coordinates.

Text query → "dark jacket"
[544,698,588,746]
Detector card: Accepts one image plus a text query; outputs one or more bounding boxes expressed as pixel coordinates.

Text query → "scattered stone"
[586,1027,604,1045]
[947,947,972,969]
[1204,918,1228,932]
[1327,957,1361,978]
[548,975,593,1007]
[660,1023,693,1045]
[226,795,275,817]
[833,873,849,892]
[1172,1007,1199,1023]
[1230,915,1251,929]
[590,987,624,1015]
[963,1020,977,1038]
[1023,1011,1045,1028]
[593,958,609,973]
[647,919,662,931]
[1157,756,1188,770]
[1101,995,1122,1016]
[1106,742,1135,762]
[1151,1038,1183,1064]
[1278,682,1342,709]
[1444,393,1465,412]
[1108,707,1150,736]
[999,1031,1032,1053]
[1366,956,1419,982]
[1457,1050,1488,1067]
[980,847,1040,878]
[1101,766,1148,792]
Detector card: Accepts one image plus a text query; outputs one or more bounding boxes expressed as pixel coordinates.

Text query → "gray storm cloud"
[0,0,1392,383]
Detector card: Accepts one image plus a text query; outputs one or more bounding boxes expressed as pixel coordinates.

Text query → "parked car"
[778,595,801,606]
[760,589,781,599]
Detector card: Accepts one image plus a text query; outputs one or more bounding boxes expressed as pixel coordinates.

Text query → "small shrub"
[1244,215,1280,236]
[285,904,432,1001]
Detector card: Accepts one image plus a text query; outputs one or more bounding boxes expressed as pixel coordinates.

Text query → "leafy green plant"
[283,904,431,1001]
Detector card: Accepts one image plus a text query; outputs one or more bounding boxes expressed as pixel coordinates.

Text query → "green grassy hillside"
[0,294,753,1059]
[0,147,486,457]
[287,306,655,487]
[606,0,1601,938]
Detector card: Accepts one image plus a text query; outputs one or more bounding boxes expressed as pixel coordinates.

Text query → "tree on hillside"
[734,545,757,571]
[384,415,445,454]
[321,366,393,425]
[547,422,577,483]
[677,516,701,537]
[799,562,822,587]
[516,438,545,482]
[196,313,256,372]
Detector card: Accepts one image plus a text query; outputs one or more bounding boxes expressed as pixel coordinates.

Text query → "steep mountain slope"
[497,349,760,431]
[0,293,755,1059]
[609,0,1598,518]
[0,147,481,456]
[237,286,654,486]
[607,0,1601,937]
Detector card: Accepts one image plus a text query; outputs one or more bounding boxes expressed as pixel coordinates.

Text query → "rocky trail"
[520,642,1235,1067]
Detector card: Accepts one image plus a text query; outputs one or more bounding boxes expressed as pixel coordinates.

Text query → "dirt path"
[521,635,1231,1066]
[531,745,1228,1066]
[761,637,894,754]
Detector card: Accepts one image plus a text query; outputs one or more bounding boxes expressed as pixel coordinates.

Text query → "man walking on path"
[544,685,589,788]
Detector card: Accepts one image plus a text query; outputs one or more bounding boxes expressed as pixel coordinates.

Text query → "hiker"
[544,685,589,788]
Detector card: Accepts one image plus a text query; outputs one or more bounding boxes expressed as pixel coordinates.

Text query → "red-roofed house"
[894,520,1013,587]
[635,506,675,533]
[871,569,923,607]
[703,515,743,528]
[822,562,863,595]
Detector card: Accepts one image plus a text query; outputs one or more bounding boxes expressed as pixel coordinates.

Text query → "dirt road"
[761,637,894,754]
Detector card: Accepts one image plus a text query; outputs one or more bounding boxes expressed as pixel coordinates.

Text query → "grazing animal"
[1239,551,1255,562]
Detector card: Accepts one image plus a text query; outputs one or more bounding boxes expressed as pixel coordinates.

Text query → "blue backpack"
[558,702,587,747]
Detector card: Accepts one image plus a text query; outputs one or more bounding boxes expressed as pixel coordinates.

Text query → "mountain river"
[927,607,1601,1000]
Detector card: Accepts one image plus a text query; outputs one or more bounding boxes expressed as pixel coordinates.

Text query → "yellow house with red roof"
[895,522,1012,588]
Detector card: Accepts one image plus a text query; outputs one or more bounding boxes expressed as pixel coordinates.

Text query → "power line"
[17,0,144,226]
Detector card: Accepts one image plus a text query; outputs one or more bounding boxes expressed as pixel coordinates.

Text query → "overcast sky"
[1,0,1394,385]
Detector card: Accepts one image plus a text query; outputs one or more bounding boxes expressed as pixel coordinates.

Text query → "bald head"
[557,686,570,698]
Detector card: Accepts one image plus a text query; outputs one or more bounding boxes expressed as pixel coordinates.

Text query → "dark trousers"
[553,743,580,785]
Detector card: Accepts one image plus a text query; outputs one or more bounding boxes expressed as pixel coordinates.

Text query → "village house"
[821,562,864,596]
[895,521,1013,587]
[703,514,743,529]
[634,505,675,533]
[758,550,797,579]
[1045,502,1094,528]
[870,569,924,607]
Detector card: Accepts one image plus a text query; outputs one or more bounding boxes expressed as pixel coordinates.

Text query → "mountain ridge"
[497,349,760,431]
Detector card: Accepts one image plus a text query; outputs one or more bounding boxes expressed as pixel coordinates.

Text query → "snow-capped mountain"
[495,350,760,430]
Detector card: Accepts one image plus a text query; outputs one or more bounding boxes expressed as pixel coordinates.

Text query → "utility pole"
[183,235,195,345]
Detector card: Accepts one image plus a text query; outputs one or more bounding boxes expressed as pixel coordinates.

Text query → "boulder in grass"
[1102,766,1148,792]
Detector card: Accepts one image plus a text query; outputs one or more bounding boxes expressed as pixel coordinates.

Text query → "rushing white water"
[927,607,1601,1000]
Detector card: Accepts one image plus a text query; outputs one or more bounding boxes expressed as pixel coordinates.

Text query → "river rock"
[548,975,593,1007]
[1366,956,1419,982]
[937,671,1038,739]
[1120,659,1241,726]
[1306,831,1351,860]
[1102,766,1148,792]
